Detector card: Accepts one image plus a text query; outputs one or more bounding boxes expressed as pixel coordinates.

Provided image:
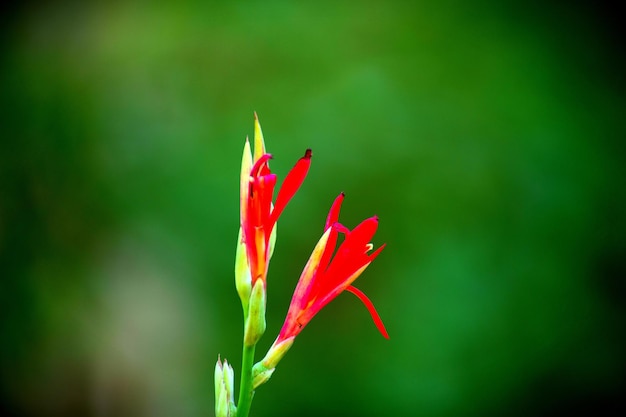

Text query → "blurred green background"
[1,1,625,416]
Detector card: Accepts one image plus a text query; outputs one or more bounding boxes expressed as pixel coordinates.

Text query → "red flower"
[239,115,311,287]
[275,193,388,344]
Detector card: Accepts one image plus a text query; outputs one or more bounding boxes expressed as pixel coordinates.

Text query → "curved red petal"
[346,216,379,247]
[250,153,272,177]
[259,174,277,236]
[325,193,345,230]
[346,285,389,339]
[324,217,379,282]
[269,149,311,230]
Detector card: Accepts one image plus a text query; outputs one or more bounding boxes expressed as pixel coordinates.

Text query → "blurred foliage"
[1,1,625,416]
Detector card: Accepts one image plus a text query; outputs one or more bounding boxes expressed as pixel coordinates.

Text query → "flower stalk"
[236,342,256,417]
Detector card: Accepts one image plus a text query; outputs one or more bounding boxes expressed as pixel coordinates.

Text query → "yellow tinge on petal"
[240,137,252,222]
[267,213,277,260]
[237,139,253,310]
[290,227,332,301]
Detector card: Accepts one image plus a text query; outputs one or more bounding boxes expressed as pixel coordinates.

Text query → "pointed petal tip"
[304,148,312,159]
[254,111,259,120]
[369,243,386,259]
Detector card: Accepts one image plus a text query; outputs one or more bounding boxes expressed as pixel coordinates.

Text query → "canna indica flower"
[254,193,388,381]
[277,192,388,341]
[236,113,311,305]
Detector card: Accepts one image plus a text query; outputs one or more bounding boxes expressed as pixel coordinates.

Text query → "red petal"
[346,216,379,247]
[346,285,389,339]
[268,149,311,230]
[325,193,345,230]
[324,217,379,282]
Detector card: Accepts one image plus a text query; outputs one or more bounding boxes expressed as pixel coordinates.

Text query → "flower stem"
[236,342,256,417]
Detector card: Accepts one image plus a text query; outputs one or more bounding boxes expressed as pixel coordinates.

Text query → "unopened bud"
[214,357,235,417]
[244,279,266,346]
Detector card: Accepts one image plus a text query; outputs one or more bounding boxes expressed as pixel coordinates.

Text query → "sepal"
[251,367,275,389]
[260,336,295,370]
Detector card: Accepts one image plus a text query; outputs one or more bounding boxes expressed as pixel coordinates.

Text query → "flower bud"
[244,279,266,346]
[214,357,235,417]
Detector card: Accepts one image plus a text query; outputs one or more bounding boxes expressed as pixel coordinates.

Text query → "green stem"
[236,342,256,417]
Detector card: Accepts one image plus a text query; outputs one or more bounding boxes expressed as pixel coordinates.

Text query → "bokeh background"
[1,1,625,416]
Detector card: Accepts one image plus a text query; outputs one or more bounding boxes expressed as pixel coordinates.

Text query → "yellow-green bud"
[214,359,223,407]
[214,357,235,417]
[244,279,266,346]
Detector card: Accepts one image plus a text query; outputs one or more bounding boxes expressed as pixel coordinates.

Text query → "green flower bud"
[214,357,235,417]
[244,279,266,346]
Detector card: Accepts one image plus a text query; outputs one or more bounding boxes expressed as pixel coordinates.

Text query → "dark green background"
[2,1,624,416]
